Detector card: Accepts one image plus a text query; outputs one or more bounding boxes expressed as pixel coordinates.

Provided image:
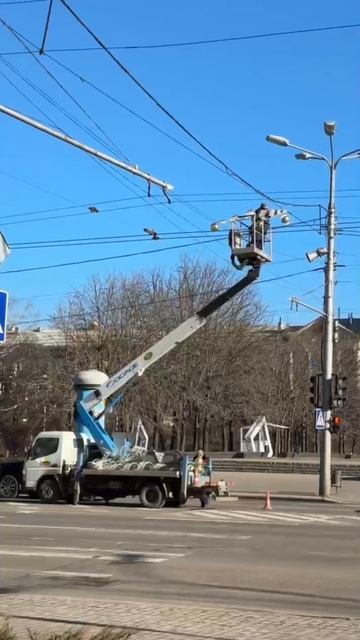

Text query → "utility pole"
[266,123,360,497]
[321,122,336,496]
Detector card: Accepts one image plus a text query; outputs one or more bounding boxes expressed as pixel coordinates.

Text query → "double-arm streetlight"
[266,122,360,497]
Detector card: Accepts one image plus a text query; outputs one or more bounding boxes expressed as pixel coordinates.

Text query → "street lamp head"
[295,152,312,160]
[324,121,336,136]
[266,135,290,147]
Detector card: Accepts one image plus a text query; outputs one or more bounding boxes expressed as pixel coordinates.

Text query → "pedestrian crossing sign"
[315,408,325,430]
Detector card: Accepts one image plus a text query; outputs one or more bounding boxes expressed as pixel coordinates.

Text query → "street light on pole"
[266,123,360,497]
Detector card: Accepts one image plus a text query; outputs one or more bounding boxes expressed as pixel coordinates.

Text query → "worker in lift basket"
[193,450,210,508]
[250,203,271,252]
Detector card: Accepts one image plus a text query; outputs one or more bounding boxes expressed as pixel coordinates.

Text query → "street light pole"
[266,125,360,497]
[321,147,336,496]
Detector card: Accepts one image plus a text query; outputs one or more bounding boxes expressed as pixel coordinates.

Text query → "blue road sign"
[315,408,325,430]
[0,290,8,343]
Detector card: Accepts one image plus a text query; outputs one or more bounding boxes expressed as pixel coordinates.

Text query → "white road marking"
[194,510,271,522]
[0,523,250,540]
[231,510,339,523]
[16,510,39,514]
[146,509,351,526]
[18,545,186,557]
[145,515,296,526]
[0,568,113,579]
[33,571,113,579]
[0,549,167,562]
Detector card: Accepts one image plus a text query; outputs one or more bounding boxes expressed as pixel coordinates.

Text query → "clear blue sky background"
[0,0,359,328]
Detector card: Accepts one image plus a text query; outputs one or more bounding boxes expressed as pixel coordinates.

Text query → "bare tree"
[53,256,267,450]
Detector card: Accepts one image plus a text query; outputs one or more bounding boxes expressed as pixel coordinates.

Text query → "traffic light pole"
[266,123,360,497]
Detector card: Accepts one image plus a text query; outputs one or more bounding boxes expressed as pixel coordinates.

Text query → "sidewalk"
[1,593,360,640]
[213,471,360,503]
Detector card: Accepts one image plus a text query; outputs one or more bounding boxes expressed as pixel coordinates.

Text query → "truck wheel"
[38,478,60,504]
[139,483,165,509]
[0,474,19,499]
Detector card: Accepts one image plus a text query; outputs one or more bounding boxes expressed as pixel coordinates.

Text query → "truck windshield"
[30,437,59,460]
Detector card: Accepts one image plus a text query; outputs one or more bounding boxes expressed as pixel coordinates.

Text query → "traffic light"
[337,376,347,404]
[330,415,342,434]
[309,374,320,406]
[332,374,348,408]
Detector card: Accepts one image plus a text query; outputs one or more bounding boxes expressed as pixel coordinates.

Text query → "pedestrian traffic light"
[330,415,342,433]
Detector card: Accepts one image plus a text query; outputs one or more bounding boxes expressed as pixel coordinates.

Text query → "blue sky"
[0,0,359,328]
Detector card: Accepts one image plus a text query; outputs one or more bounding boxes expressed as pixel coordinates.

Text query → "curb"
[232,492,342,503]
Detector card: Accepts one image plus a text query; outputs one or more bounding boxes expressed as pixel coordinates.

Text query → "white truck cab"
[24,431,78,492]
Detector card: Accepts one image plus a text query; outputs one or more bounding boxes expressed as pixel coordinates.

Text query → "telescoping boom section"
[78,266,260,429]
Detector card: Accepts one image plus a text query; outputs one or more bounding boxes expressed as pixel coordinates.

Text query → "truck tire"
[0,474,19,499]
[38,478,60,504]
[139,482,165,509]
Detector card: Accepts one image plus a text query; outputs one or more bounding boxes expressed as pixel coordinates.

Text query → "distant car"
[0,458,24,499]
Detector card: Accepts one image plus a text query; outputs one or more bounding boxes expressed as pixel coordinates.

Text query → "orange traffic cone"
[263,491,272,511]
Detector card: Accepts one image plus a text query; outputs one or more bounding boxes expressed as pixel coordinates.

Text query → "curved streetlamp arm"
[335,149,360,167]
[288,142,329,164]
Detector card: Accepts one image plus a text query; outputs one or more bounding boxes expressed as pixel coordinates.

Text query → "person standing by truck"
[192,450,210,508]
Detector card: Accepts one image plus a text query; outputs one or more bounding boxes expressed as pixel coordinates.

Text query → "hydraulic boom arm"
[79,265,260,416]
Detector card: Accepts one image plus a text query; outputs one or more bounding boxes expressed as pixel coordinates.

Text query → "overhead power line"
[58,0,320,218]
[11,230,226,245]
[0,0,45,4]
[2,237,225,274]
[1,23,212,243]
[11,266,320,326]
[2,231,312,274]
[0,19,133,162]
[1,21,359,51]
[0,20,176,196]
[0,23,189,232]
[0,197,320,228]
[0,22,325,236]
[39,0,54,55]
[12,233,226,249]
[2,189,358,222]
[43,52,227,178]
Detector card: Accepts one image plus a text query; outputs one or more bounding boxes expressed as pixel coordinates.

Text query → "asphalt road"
[0,497,360,618]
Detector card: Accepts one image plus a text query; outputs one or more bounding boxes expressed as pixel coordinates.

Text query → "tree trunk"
[180,419,187,451]
[228,419,234,452]
[203,417,209,453]
[192,409,199,451]
[222,421,228,451]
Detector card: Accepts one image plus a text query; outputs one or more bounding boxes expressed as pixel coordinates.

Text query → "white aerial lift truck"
[23,206,289,507]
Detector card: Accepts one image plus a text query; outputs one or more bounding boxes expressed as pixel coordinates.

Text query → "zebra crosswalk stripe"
[232,510,328,523]
[193,510,308,524]
[194,510,271,522]
[146,509,355,526]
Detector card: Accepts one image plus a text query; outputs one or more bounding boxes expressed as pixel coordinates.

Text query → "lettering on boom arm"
[105,362,139,389]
